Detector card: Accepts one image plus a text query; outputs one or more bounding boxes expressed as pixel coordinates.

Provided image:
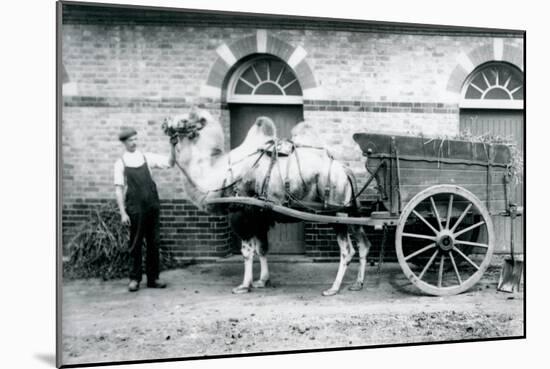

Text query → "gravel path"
[61,261,524,366]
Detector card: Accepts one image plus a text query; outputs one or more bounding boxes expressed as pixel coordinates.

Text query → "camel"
[162,107,372,296]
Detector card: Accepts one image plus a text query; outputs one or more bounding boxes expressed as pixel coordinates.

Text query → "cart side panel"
[366,157,508,214]
[398,166,508,212]
[353,133,512,164]
[354,133,511,214]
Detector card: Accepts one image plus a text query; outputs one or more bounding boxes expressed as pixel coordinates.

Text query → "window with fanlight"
[460,62,523,109]
[228,57,303,104]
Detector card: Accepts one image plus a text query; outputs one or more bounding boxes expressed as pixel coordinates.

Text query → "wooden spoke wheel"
[404,214,481,269]
[395,185,494,296]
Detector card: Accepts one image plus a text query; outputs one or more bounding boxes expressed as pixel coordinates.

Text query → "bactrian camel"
[162,107,372,296]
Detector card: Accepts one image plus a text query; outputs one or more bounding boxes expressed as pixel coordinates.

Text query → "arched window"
[227,56,303,104]
[460,62,523,109]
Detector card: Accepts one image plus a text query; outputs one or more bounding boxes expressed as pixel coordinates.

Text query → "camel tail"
[344,167,360,213]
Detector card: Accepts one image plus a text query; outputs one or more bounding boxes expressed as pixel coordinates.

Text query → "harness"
[164,115,373,213]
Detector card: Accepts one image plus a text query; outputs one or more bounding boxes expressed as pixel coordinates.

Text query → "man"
[114,127,176,292]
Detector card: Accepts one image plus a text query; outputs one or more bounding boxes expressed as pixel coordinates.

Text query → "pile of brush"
[63,202,175,280]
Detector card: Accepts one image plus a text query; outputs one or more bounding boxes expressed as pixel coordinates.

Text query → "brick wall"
[304,222,393,262]
[61,4,524,258]
[62,199,232,261]
[158,200,232,260]
[304,223,339,258]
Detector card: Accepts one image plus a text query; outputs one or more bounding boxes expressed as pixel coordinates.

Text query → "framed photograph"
[57,0,525,367]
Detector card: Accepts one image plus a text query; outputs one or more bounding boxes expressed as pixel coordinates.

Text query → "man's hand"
[121,212,131,226]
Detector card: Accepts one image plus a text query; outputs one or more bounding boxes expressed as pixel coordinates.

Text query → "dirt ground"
[61,259,524,366]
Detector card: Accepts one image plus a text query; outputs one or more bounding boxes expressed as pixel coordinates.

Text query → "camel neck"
[175,152,230,210]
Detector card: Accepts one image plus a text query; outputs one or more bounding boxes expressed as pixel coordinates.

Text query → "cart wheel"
[405,214,481,269]
[395,185,494,296]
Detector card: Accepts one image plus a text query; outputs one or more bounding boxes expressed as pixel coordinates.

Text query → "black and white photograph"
[10,0,550,368]
[54,0,529,367]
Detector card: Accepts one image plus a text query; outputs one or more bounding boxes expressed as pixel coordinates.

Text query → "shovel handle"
[509,204,517,262]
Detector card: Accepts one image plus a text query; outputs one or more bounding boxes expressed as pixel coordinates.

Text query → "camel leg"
[322,227,355,296]
[252,233,270,288]
[349,226,372,291]
[253,254,271,288]
[232,239,255,294]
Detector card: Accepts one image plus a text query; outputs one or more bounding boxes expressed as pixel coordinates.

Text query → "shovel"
[497,203,523,293]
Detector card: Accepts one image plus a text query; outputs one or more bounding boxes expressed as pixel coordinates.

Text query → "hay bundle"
[457,130,523,184]
[408,129,524,185]
[63,202,174,280]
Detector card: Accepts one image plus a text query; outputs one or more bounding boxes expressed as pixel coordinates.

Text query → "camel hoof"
[322,288,339,296]
[252,279,271,288]
[232,285,251,294]
[348,282,364,291]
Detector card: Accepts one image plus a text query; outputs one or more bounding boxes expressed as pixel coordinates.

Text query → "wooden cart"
[206,133,517,296]
[353,133,514,296]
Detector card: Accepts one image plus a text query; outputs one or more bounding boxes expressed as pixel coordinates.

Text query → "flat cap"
[118,127,137,141]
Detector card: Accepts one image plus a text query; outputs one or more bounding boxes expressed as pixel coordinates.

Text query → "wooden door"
[230,104,305,254]
[459,109,524,253]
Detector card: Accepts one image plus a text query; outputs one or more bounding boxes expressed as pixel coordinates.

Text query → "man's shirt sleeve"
[145,152,171,169]
[113,158,125,186]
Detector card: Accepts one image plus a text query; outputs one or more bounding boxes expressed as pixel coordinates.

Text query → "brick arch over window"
[200,30,317,99]
[446,40,523,94]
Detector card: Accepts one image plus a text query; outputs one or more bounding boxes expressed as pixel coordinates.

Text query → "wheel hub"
[436,231,454,251]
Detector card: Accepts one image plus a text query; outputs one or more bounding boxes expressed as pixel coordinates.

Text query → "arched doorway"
[459,62,524,253]
[227,55,305,254]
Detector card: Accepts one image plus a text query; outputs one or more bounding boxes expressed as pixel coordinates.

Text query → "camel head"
[162,107,225,160]
[162,107,217,140]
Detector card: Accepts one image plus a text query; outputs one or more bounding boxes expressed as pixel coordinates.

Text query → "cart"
[206,133,517,296]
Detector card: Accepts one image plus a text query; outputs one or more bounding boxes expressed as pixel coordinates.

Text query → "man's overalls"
[122,155,161,284]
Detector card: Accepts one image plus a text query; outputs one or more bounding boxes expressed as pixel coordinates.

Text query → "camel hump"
[291,121,325,147]
[254,116,277,138]
[241,116,277,149]
[230,116,277,161]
